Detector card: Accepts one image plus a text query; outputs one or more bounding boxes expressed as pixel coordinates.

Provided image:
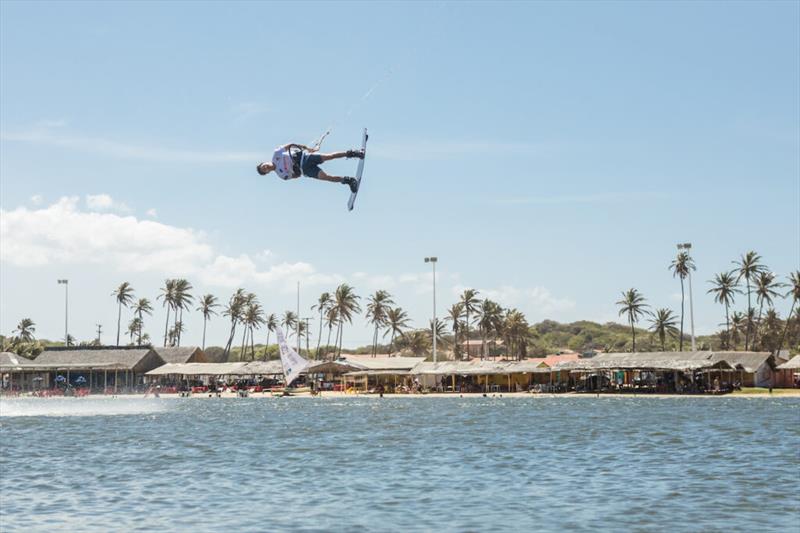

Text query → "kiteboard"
[347,128,368,211]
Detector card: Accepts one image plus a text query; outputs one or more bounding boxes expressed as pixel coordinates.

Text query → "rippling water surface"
[1,396,798,532]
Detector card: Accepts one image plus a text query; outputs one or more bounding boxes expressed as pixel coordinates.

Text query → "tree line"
[618,250,799,354]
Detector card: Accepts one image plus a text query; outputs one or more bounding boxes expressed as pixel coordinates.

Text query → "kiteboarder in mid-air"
[257,143,364,193]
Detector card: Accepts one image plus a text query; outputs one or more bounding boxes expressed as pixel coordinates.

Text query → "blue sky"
[1,1,798,348]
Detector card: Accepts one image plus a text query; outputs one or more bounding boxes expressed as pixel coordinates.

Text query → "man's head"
[256,162,274,175]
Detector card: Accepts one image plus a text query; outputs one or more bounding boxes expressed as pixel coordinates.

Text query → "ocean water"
[1,396,798,532]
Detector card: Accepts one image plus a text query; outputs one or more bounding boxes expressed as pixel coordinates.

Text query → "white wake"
[0,397,169,417]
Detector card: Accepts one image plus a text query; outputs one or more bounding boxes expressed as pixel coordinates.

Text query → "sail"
[275,326,310,387]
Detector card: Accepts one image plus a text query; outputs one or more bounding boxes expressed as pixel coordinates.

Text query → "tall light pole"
[424,257,438,363]
[57,279,69,346]
[677,243,696,351]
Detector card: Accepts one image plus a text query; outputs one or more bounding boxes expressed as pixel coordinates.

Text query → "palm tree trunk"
[337,322,344,357]
[745,280,752,350]
[316,310,324,359]
[163,306,170,347]
[202,317,207,350]
[263,330,271,360]
[177,308,184,347]
[724,302,731,349]
[224,321,237,357]
[325,325,333,359]
[116,302,122,346]
[679,278,685,352]
[630,317,636,352]
[240,328,247,361]
[754,301,765,349]
[776,299,797,356]
[250,327,256,360]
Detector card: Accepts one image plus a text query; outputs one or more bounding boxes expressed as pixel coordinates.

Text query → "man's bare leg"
[317,170,345,183]
[318,170,358,193]
[318,149,364,162]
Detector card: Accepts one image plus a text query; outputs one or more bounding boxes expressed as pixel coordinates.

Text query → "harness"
[288,145,306,178]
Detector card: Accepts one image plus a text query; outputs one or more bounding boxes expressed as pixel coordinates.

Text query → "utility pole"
[424,257,438,363]
[303,317,312,356]
[96,324,103,345]
[58,279,69,346]
[296,281,301,353]
[677,243,697,351]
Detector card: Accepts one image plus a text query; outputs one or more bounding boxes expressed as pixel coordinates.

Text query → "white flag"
[275,326,310,387]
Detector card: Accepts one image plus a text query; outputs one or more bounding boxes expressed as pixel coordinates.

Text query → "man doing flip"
[257,143,364,192]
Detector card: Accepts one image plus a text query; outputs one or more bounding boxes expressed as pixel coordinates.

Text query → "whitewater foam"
[0,397,169,417]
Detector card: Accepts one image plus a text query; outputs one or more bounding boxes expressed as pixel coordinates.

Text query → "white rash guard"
[272,146,297,180]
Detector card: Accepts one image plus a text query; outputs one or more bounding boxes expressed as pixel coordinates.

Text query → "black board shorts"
[301,153,323,178]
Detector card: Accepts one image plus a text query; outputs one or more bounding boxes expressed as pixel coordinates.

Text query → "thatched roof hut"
[777,355,800,370]
[153,346,208,364]
[31,348,164,373]
[0,351,35,371]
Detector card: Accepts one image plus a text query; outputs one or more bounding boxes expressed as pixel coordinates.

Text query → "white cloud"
[1,124,259,163]
[0,197,335,290]
[145,208,158,218]
[85,193,131,213]
[30,194,43,205]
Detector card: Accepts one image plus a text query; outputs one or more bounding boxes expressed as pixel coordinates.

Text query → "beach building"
[341,356,426,392]
[776,356,800,388]
[25,347,166,392]
[554,351,758,393]
[707,352,778,388]
[460,339,502,358]
[153,346,208,364]
[145,360,285,391]
[0,351,37,392]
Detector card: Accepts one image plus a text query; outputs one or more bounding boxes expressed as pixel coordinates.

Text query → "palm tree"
[263,313,277,359]
[132,298,153,346]
[707,271,740,349]
[243,298,265,360]
[13,318,36,342]
[669,251,695,351]
[460,289,480,349]
[112,282,135,346]
[478,299,503,359]
[366,290,394,357]
[332,284,361,357]
[777,271,800,356]
[429,318,448,349]
[384,307,411,354]
[312,292,333,359]
[753,271,783,349]
[729,311,746,350]
[733,251,765,350]
[400,329,430,357]
[172,279,194,346]
[648,308,678,351]
[616,288,649,352]
[196,294,219,350]
[502,308,530,360]
[446,303,464,359]
[281,310,298,340]
[222,289,246,358]
[127,317,143,344]
[323,307,339,359]
[168,321,185,347]
[158,279,177,347]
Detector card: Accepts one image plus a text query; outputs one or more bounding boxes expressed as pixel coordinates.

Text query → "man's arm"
[281,143,313,151]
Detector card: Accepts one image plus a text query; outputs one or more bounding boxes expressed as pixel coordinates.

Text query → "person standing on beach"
[257,143,364,192]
